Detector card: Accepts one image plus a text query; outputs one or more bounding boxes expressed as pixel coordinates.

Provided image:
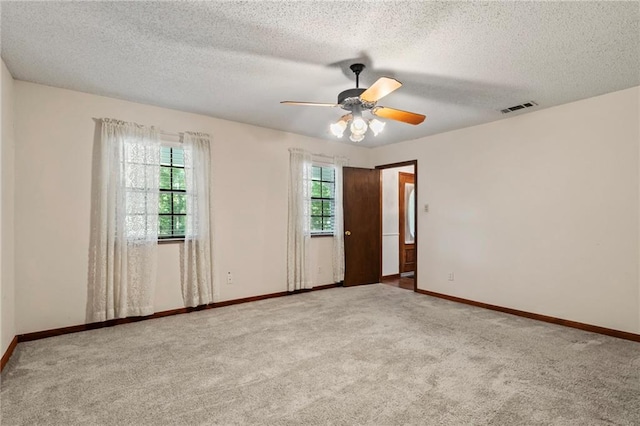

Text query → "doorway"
[377,161,417,291]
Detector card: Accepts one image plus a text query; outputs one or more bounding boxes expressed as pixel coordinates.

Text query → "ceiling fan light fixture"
[369,118,385,136]
[281,63,424,144]
[350,116,368,136]
[349,133,365,142]
[330,120,346,138]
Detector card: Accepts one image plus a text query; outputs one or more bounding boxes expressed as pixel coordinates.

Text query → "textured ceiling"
[1,1,639,147]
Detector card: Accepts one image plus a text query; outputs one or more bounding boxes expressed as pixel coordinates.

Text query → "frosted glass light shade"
[330,120,346,137]
[350,117,368,136]
[369,119,385,136]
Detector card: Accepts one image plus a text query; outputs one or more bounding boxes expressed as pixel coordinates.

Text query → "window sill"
[158,238,185,244]
[311,233,334,238]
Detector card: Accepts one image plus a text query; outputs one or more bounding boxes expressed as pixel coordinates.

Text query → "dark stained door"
[399,172,416,273]
[343,167,381,286]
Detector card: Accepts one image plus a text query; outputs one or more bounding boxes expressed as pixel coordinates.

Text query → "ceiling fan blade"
[372,106,426,125]
[359,77,402,103]
[280,101,338,107]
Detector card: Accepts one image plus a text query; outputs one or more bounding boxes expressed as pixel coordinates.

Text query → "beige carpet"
[1,284,639,425]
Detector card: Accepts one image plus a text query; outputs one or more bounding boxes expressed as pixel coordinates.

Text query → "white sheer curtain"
[87,119,160,322]
[180,132,214,307]
[287,148,313,291]
[332,156,349,283]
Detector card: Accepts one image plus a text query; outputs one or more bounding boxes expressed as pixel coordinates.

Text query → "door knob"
[345,231,351,236]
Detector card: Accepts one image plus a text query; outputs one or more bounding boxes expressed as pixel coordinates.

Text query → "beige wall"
[371,86,640,334]
[1,59,16,355]
[8,79,640,338]
[13,81,370,334]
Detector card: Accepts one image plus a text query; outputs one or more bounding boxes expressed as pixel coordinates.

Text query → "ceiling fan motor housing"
[338,89,377,112]
[338,88,366,106]
[338,63,377,112]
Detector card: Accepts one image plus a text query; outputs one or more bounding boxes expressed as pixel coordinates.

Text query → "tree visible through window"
[311,165,334,234]
[159,147,186,239]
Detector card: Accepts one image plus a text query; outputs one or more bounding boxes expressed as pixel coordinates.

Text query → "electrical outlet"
[448,272,454,281]
[227,272,233,285]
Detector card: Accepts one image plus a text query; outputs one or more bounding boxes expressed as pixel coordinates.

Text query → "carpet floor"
[1,284,639,425]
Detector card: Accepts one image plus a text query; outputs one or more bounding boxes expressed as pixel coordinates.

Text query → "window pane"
[160,167,172,190]
[174,215,186,236]
[159,216,172,236]
[125,215,146,239]
[160,147,172,166]
[311,200,322,216]
[321,182,333,198]
[311,181,322,198]
[159,193,172,214]
[323,217,334,231]
[159,146,188,240]
[126,191,146,214]
[312,166,321,180]
[173,193,186,214]
[126,143,149,165]
[172,168,186,190]
[172,148,184,167]
[311,217,323,232]
[321,167,335,182]
[146,215,158,235]
[322,200,333,216]
[126,164,148,189]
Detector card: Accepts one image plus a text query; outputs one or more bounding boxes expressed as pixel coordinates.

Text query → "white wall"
[1,59,16,355]
[371,86,640,334]
[381,166,414,276]
[13,81,370,334]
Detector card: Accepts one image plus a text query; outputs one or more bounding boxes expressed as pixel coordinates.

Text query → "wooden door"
[343,167,381,286]
[399,172,415,273]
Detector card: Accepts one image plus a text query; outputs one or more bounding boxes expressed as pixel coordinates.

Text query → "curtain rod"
[160,130,183,138]
[93,118,183,138]
[311,152,334,159]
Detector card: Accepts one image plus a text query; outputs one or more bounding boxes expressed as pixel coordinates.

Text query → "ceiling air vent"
[500,101,538,114]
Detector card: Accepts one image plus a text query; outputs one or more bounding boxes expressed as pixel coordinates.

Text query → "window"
[159,146,186,239]
[311,165,335,235]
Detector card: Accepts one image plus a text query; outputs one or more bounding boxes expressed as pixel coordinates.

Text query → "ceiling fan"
[281,64,426,142]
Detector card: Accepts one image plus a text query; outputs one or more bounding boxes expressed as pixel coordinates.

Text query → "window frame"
[158,146,187,241]
[310,164,335,237]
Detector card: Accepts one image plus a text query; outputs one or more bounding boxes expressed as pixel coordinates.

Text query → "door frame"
[375,160,418,292]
